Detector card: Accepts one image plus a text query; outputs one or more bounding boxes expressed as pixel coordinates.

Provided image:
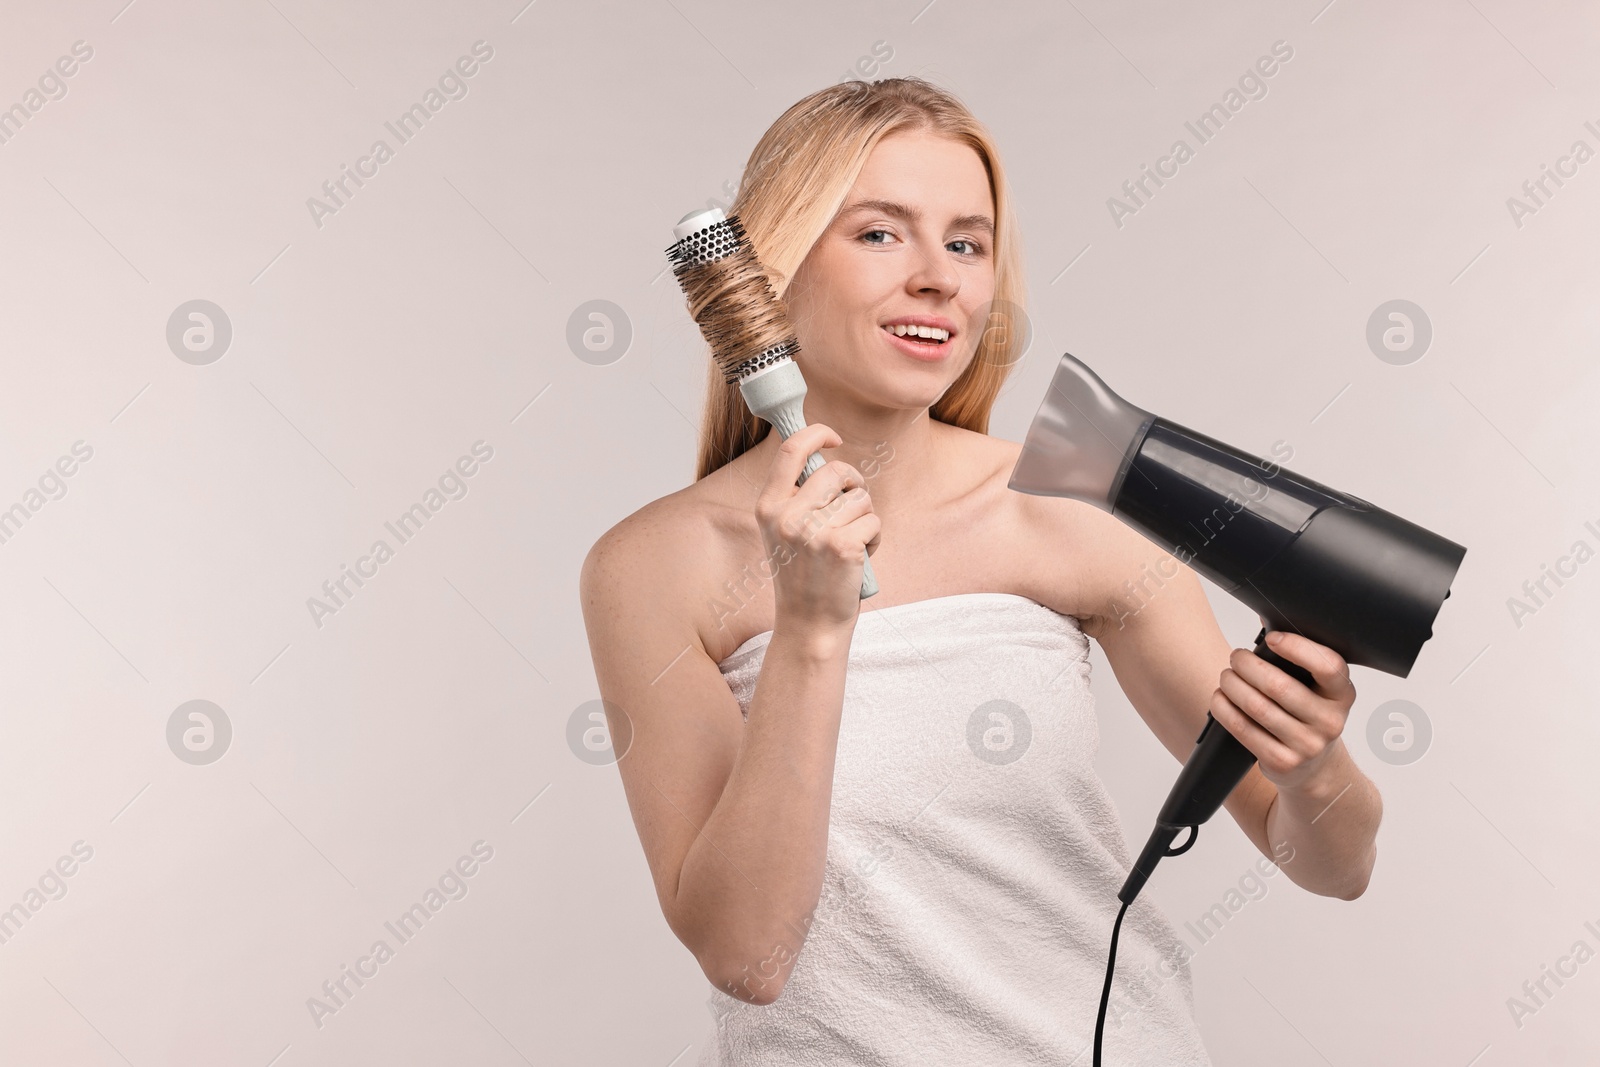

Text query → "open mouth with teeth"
[881,324,951,346]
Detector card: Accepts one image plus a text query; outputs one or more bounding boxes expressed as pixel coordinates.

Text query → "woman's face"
[783,129,997,413]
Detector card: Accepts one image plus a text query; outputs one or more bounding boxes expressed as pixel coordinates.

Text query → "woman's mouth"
[880,323,953,360]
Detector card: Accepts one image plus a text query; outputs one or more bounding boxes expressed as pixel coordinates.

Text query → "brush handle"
[739,363,878,600]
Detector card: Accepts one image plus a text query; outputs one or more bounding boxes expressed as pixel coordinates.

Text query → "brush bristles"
[666,214,801,385]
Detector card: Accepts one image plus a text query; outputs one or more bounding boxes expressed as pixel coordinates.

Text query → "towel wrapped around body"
[697,591,1214,1066]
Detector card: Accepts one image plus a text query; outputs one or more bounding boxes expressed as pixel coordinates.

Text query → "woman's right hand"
[756,423,881,643]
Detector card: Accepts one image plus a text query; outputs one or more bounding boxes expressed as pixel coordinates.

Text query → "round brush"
[666,206,879,600]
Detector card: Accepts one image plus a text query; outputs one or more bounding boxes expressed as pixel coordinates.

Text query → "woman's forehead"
[845,136,993,221]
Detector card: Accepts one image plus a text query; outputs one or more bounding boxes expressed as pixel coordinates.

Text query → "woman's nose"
[905,241,960,297]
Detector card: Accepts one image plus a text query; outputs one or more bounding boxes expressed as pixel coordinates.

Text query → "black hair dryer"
[1008,353,1467,905]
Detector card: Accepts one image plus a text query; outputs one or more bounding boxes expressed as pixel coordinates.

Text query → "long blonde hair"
[692,76,1027,482]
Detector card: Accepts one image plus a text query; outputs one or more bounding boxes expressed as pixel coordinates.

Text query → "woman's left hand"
[1209,630,1357,795]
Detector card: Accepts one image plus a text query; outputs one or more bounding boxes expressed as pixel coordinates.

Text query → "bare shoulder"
[582,487,718,604]
[979,432,1167,638]
[583,489,689,602]
[580,462,758,661]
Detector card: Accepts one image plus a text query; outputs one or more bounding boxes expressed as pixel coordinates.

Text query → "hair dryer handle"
[1119,627,1317,903]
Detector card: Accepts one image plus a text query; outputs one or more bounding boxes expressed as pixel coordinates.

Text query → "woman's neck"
[745,409,955,521]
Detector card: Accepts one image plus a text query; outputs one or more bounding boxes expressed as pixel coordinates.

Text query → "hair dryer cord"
[1094,823,1199,1066]
[1093,897,1130,1067]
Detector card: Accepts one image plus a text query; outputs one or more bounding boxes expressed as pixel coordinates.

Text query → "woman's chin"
[863,376,958,411]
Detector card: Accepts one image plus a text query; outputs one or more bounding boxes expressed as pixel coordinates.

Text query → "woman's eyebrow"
[840,197,995,237]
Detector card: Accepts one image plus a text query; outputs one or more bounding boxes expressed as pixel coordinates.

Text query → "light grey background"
[1,0,1595,1064]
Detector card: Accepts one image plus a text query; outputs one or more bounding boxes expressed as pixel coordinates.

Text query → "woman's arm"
[1079,514,1380,900]
[579,501,862,1004]
[1216,630,1380,900]
[582,426,880,1004]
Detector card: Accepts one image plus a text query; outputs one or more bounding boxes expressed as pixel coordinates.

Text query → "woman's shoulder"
[957,427,1165,632]
[584,475,741,579]
[581,468,755,639]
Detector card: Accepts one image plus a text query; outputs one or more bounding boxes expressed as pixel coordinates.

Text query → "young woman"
[581,76,1379,1066]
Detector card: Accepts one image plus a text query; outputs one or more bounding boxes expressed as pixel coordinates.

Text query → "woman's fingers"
[839,510,882,560]
[1230,641,1355,738]
[754,422,880,634]
[1264,631,1353,699]
[1209,690,1295,770]
[762,423,841,506]
[1218,665,1316,752]
[1216,632,1361,784]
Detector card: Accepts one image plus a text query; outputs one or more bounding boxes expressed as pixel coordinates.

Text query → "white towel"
[697,591,1213,1066]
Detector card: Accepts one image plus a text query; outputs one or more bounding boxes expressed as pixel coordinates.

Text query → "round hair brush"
[666,206,879,600]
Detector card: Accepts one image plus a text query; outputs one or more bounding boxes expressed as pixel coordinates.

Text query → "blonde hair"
[692,76,1027,482]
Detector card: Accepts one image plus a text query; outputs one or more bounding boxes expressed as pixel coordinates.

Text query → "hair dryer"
[1008,352,1467,906]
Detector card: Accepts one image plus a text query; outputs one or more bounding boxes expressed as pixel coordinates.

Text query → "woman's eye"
[859,230,983,256]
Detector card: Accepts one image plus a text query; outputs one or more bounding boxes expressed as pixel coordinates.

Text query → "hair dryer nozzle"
[1007,352,1155,510]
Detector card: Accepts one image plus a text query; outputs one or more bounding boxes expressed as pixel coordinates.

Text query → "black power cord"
[1092,897,1131,1067]
[1094,823,1199,1066]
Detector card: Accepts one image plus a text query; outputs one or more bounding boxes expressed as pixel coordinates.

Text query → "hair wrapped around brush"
[665,213,802,385]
